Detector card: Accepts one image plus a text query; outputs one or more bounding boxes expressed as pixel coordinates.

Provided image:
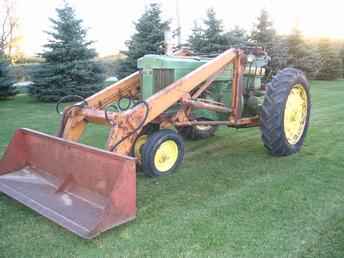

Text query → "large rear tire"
[260,68,311,156]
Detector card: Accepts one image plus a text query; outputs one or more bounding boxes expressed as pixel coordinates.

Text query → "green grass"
[0,81,344,258]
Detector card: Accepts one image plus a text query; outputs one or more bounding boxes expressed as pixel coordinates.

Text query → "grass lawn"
[0,80,344,258]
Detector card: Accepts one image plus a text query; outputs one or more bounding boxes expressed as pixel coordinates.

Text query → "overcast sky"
[16,0,344,56]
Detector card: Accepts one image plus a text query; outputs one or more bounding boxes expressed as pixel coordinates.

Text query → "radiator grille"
[153,69,175,92]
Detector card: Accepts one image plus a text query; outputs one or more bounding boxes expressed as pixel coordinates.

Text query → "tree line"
[120,6,343,81]
[1,2,343,101]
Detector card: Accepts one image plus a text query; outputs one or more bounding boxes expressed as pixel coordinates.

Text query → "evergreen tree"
[30,3,105,102]
[287,26,321,79]
[269,35,289,74]
[316,38,342,80]
[201,8,227,53]
[188,8,227,54]
[251,10,290,77]
[0,51,16,98]
[117,4,169,78]
[287,26,305,60]
[251,9,275,52]
[339,45,344,78]
[225,26,249,48]
[188,22,205,53]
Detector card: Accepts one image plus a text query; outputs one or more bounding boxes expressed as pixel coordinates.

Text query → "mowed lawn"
[0,80,344,258]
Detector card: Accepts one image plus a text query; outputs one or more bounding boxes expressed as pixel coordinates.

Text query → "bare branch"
[0,0,18,54]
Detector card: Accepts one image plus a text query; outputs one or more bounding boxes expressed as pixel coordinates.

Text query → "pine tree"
[316,38,342,80]
[287,26,321,79]
[269,35,289,74]
[117,4,169,79]
[225,26,249,48]
[339,45,344,78]
[251,9,275,52]
[0,51,16,99]
[201,8,227,53]
[188,8,227,54]
[188,22,205,53]
[30,3,105,102]
[251,9,289,77]
[287,26,305,61]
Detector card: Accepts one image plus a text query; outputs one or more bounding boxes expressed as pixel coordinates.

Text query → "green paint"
[137,54,268,120]
[138,55,233,120]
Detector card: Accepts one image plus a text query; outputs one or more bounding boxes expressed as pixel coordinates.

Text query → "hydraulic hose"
[104,96,134,125]
[56,95,87,137]
[109,100,149,152]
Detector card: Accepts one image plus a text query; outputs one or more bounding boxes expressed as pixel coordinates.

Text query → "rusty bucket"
[0,128,136,239]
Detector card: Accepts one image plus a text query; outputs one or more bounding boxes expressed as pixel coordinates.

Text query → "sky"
[14,0,344,56]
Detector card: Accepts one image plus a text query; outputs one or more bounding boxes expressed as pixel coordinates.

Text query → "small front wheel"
[131,123,160,162]
[142,129,185,177]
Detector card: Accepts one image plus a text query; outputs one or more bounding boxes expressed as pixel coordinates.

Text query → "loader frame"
[61,49,258,157]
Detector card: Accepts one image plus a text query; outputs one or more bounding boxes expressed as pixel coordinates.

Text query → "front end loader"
[0,48,311,238]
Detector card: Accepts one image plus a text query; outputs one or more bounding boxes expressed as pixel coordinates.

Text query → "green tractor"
[0,48,311,238]
[134,47,311,176]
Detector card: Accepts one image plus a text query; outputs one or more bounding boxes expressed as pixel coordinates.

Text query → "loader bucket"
[0,128,136,239]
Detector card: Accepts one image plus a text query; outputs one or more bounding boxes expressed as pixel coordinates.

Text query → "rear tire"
[142,129,184,177]
[260,68,311,156]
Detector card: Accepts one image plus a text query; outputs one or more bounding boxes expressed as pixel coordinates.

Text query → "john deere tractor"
[134,47,310,175]
[0,48,311,238]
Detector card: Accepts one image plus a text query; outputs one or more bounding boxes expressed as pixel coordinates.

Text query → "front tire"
[142,129,185,177]
[131,123,159,162]
[260,68,311,156]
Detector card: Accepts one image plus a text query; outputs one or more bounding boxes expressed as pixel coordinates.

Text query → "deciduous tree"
[0,0,19,60]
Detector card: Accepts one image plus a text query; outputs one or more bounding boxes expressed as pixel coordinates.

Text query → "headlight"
[247,54,255,63]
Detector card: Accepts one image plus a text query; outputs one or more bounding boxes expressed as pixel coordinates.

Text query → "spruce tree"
[269,35,289,74]
[30,3,105,102]
[287,26,321,79]
[339,46,344,78]
[188,22,205,53]
[251,9,275,52]
[201,8,227,53]
[117,4,169,79]
[0,51,16,99]
[188,8,227,54]
[251,10,286,77]
[225,26,249,48]
[316,38,342,80]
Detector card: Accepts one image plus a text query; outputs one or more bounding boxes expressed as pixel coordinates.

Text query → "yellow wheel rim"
[134,134,148,160]
[284,84,308,145]
[154,140,179,172]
